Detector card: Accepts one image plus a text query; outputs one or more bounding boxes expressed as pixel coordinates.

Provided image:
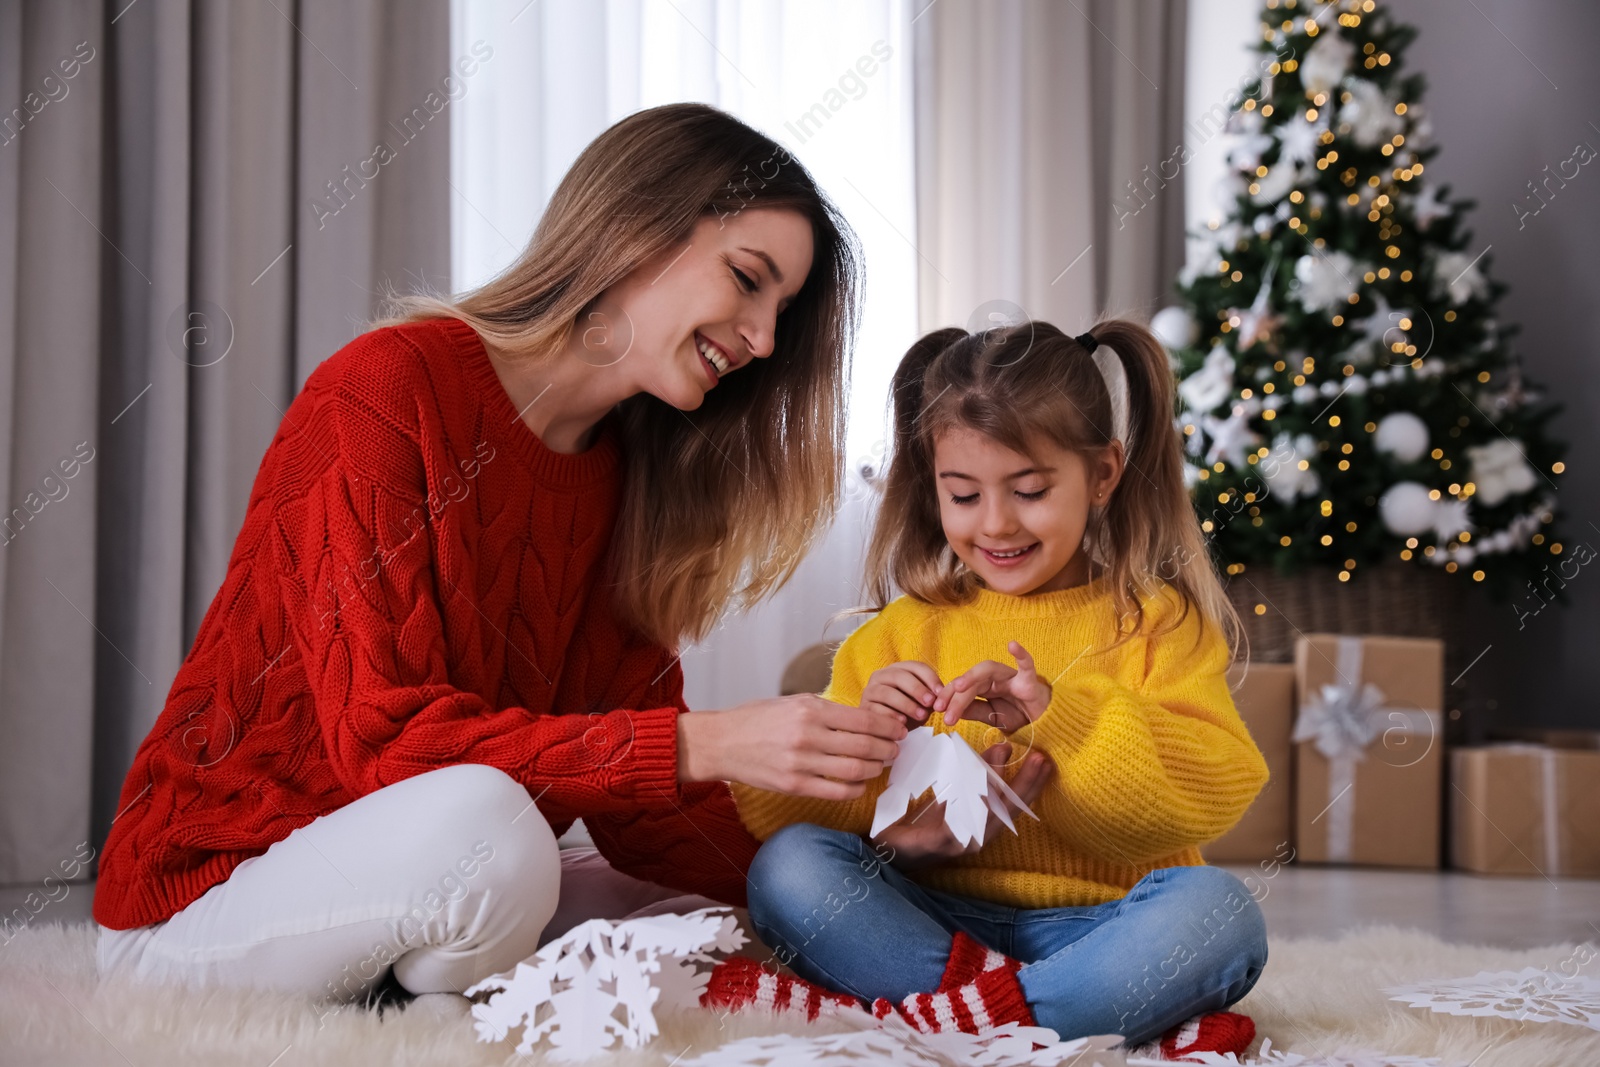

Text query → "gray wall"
[1385,0,1599,735]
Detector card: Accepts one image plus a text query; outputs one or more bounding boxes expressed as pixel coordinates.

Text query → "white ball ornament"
[1151,306,1197,351]
[1374,412,1430,463]
[1380,481,1437,536]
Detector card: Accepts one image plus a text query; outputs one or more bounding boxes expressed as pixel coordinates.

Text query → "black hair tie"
[1075,331,1098,353]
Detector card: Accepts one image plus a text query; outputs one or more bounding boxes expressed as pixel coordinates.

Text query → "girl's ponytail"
[862,328,971,610]
[888,327,967,448]
[1086,320,1244,655]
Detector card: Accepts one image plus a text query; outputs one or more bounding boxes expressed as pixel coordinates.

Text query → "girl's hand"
[678,695,907,800]
[861,660,945,726]
[933,641,1052,731]
[870,743,1054,868]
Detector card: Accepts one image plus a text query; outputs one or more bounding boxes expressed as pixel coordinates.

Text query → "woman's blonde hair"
[377,103,861,649]
[860,318,1243,657]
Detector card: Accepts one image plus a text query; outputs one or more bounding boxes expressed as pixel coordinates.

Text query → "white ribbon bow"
[1292,680,1388,761]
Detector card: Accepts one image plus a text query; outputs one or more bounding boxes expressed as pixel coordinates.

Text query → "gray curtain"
[914,0,1189,331]
[0,0,450,885]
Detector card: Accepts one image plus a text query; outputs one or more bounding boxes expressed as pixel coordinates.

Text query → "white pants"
[95,764,713,1002]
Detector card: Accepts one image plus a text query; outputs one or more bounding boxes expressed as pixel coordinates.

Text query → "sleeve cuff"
[611,706,686,804]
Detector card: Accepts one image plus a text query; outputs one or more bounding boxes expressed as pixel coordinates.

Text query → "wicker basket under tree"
[1222,560,1476,742]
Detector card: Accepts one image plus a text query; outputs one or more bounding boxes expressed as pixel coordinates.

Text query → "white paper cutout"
[1385,967,1600,1032]
[683,1007,1123,1067]
[1127,1037,1449,1066]
[871,727,1040,847]
[464,907,746,1062]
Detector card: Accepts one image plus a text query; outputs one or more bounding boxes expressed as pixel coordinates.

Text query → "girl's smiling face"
[933,427,1123,595]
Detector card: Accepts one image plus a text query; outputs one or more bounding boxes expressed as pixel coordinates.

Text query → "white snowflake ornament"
[1387,967,1600,1032]
[1202,409,1261,469]
[871,728,1039,849]
[1262,433,1321,504]
[1431,249,1489,305]
[1226,129,1276,173]
[1279,112,1329,168]
[1430,497,1474,547]
[1353,292,1412,353]
[1292,251,1360,313]
[1340,79,1406,147]
[1129,1035,1452,1066]
[465,908,747,1062]
[1409,184,1450,230]
[1298,32,1354,95]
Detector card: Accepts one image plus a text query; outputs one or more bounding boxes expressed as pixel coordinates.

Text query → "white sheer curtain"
[913,0,1189,331]
[450,0,918,710]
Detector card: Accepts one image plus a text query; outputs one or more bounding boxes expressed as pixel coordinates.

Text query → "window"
[450,0,919,708]
[450,0,916,463]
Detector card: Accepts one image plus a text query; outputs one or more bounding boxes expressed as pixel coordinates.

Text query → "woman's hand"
[932,641,1052,732]
[870,743,1054,869]
[860,660,945,726]
[678,695,907,800]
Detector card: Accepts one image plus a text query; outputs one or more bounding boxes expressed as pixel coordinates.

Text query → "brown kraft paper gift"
[1292,634,1443,868]
[1203,663,1295,863]
[1452,741,1600,877]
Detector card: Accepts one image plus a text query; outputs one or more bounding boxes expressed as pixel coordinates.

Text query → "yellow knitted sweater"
[731,576,1269,909]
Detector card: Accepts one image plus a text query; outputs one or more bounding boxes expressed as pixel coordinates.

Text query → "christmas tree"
[1157,0,1571,605]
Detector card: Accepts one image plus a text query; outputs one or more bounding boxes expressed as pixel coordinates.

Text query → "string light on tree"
[1158,0,1568,601]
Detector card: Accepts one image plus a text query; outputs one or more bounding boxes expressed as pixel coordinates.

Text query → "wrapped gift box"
[1202,663,1295,863]
[1292,633,1444,868]
[1452,739,1600,877]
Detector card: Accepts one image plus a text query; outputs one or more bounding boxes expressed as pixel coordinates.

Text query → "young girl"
[708,319,1271,1057]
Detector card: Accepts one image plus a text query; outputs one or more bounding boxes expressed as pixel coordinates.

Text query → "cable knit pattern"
[731,577,1269,909]
[93,316,759,930]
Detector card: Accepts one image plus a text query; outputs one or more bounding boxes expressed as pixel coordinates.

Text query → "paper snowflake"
[870,727,1039,848]
[465,907,747,1062]
[682,1011,1123,1067]
[1385,967,1600,1032]
[1127,1037,1448,1066]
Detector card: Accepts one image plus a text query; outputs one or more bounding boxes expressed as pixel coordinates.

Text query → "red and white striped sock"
[871,933,1035,1035]
[699,956,863,1022]
[1125,1010,1256,1061]
[935,930,1019,990]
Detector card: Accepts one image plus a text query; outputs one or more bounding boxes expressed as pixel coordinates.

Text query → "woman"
[92,103,908,1010]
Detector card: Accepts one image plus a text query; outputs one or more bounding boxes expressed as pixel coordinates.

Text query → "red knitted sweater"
[92,316,760,930]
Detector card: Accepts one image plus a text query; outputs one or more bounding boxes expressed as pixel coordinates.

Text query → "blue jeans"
[745,823,1268,1046]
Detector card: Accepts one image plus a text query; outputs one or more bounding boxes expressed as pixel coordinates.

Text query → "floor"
[1213,863,1600,948]
[5,866,1598,950]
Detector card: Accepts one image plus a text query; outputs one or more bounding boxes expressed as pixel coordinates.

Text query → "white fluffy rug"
[2,920,1596,1066]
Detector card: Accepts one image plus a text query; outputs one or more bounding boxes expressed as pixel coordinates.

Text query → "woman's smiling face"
[578,206,815,410]
[933,427,1123,595]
